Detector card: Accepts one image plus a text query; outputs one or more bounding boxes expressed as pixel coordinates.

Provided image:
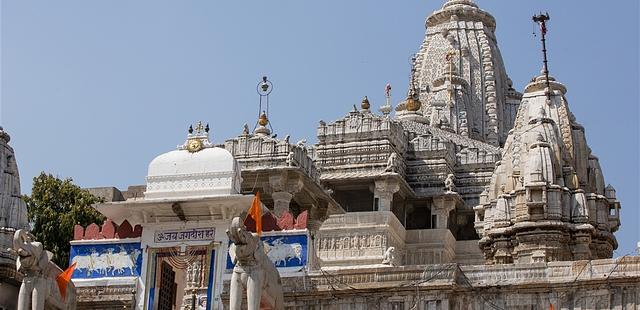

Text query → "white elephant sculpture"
[11,229,76,310]
[226,217,284,310]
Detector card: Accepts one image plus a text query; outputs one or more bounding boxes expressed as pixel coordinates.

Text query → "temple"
[1,0,638,309]
[0,127,30,309]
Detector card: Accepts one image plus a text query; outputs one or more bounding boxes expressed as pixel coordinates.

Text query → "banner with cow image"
[226,233,308,271]
[69,242,143,279]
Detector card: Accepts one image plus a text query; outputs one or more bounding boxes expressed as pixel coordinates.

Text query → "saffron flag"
[550,304,554,310]
[248,192,262,236]
[56,262,76,301]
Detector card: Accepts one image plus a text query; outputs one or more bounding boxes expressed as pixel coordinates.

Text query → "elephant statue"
[11,229,76,310]
[226,217,284,310]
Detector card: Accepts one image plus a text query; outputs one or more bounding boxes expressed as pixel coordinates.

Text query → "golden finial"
[405,91,422,112]
[361,96,370,110]
[258,111,269,126]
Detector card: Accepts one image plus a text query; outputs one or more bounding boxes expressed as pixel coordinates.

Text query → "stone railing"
[400,120,500,154]
[405,229,456,265]
[461,256,640,286]
[278,256,640,293]
[317,111,406,151]
[224,134,320,182]
[454,240,484,265]
[317,211,406,266]
[315,111,408,179]
[317,212,474,267]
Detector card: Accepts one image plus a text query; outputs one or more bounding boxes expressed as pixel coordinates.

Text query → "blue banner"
[226,234,307,270]
[70,242,142,279]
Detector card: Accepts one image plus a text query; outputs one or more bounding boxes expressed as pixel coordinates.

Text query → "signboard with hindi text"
[154,228,215,243]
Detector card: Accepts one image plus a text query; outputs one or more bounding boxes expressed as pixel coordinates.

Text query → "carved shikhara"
[473,74,620,264]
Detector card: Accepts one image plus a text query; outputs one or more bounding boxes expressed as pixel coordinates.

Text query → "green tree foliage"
[23,172,105,268]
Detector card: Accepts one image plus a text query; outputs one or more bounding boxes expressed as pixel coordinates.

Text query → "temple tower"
[0,126,29,308]
[473,72,620,264]
[398,0,521,146]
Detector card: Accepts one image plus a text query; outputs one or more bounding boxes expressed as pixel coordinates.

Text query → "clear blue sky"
[2,1,638,255]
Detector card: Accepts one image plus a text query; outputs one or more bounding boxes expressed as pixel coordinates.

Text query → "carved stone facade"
[403,0,522,146]
[0,127,30,310]
[272,257,640,310]
[473,74,620,264]
[68,0,637,309]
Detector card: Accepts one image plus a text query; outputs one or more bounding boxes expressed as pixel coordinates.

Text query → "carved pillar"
[307,199,329,271]
[432,192,462,229]
[572,231,592,260]
[266,173,303,218]
[374,180,400,212]
[271,192,293,218]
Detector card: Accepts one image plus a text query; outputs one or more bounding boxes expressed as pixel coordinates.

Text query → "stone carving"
[71,245,141,277]
[444,173,456,192]
[227,217,284,310]
[224,132,320,182]
[263,238,303,267]
[474,73,620,264]
[384,152,399,173]
[286,151,296,167]
[412,0,521,146]
[381,247,397,266]
[11,230,76,310]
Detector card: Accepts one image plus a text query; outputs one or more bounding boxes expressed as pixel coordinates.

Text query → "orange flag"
[56,262,76,301]
[550,304,554,310]
[248,192,262,236]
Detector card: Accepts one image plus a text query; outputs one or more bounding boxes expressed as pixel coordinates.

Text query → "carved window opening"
[452,211,479,240]
[406,204,433,230]
[333,189,374,212]
[423,300,442,310]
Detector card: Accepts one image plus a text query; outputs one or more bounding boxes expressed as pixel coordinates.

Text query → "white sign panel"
[154,228,215,243]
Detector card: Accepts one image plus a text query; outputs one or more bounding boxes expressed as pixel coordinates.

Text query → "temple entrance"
[158,261,176,310]
[147,245,218,310]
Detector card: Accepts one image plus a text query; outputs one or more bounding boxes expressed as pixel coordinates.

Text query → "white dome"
[148,147,234,177]
[144,146,242,200]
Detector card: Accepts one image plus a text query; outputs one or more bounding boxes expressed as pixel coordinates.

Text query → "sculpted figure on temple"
[384,152,399,173]
[227,217,284,310]
[381,247,397,266]
[286,151,296,167]
[444,174,456,193]
[11,229,76,310]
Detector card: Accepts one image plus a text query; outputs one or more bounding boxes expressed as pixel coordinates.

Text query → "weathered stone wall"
[253,256,640,310]
[76,285,136,310]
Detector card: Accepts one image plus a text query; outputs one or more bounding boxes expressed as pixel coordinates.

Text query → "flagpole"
[533,12,552,103]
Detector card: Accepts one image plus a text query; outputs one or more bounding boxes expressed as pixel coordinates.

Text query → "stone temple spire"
[399,0,521,146]
[0,126,29,278]
[473,73,620,264]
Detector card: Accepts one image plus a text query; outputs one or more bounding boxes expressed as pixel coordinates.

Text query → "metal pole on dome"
[533,12,552,104]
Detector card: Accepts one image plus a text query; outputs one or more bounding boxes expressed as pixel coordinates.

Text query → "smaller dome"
[144,123,242,200]
[148,147,235,177]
